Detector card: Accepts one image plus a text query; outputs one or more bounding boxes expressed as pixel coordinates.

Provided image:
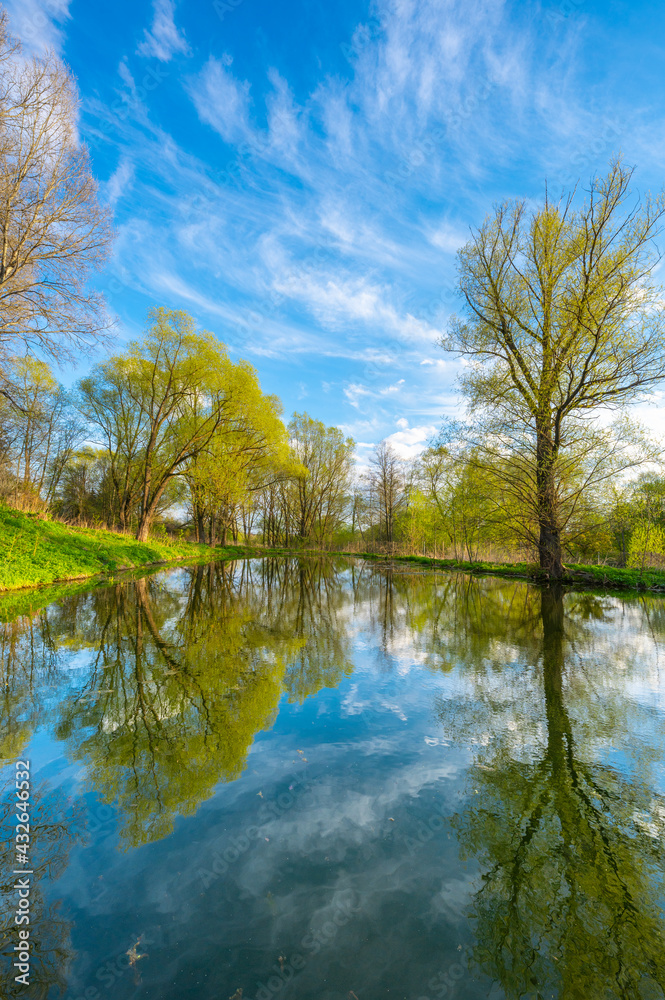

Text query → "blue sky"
[8,0,665,460]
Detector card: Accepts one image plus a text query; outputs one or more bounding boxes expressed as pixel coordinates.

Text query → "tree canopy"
[444,161,665,577]
[79,308,291,541]
[0,10,113,401]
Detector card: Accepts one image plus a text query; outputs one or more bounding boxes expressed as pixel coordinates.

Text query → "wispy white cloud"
[103,158,135,208]
[84,0,655,440]
[5,0,71,54]
[265,68,304,158]
[187,55,252,144]
[380,379,405,395]
[137,0,189,62]
[117,58,137,95]
[270,270,441,346]
[427,222,468,254]
[343,383,372,409]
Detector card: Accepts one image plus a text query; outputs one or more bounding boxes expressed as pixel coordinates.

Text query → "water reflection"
[0,561,664,999]
[437,584,665,999]
[1,559,354,849]
[0,783,83,998]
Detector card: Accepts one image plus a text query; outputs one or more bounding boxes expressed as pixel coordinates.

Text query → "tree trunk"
[119,495,129,534]
[536,423,563,579]
[195,503,206,545]
[540,586,576,799]
[136,513,151,542]
[136,491,164,542]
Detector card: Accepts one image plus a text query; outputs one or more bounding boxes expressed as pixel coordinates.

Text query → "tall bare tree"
[444,160,665,578]
[366,441,408,543]
[0,10,113,399]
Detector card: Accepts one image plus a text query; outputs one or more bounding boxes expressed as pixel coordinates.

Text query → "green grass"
[0,505,261,595]
[336,550,665,592]
[562,562,665,591]
[3,503,665,603]
[0,565,165,623]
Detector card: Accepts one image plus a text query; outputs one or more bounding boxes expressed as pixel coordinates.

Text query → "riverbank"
[0,506,258,595]
[338,550,665,592]
[2,504,665,605]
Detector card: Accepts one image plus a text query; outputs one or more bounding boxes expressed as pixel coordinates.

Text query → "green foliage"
[187,382,291,544]
[409,444,501,558]
[78,307,294,542]
[628,519,665,569]
[0,503,214,591]
[0,558,353,848]
[445,161,665,577]
[0,356,80,512]
[260,412,355,546]
[335,548,665,592]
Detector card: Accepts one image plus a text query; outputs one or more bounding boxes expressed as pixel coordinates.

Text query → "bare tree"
[366,441,408,543]
[0,10,113,399]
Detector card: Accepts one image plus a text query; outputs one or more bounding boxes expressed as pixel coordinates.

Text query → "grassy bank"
[338,550,665,592]
[2,505,665,602]
[0,506,259,594]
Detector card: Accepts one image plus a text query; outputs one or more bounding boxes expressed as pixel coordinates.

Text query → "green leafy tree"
[414,443,502,559]
[444,160,665,578]
[282,413,355,545]
[187,390,291,545]
[77,360,147,530]
[79,308,283,541]
[0,357,80,511]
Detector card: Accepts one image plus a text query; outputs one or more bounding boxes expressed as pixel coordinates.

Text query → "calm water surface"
[1,557,665,1000]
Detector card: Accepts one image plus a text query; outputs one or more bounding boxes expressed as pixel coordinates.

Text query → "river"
[1,557,664,999]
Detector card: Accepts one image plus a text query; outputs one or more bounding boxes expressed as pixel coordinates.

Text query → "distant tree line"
[0,308,346,545]
[3,306,665,566]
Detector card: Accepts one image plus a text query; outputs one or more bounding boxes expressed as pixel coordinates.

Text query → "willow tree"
[81,308,279,541]
[77,360,146,531]
[444,161,665,578]
[287,413,355,544]
[187,389,293,545]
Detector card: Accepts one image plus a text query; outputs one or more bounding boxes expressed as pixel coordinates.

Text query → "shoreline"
[0,546,262,595]
[334,550,665,593]
[2,502,665,613]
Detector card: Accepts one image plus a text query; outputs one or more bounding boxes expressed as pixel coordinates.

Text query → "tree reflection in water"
[1,561,665,998]
[1,559,354,850]
[433,581,665,1000]
[0,782,84,999]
